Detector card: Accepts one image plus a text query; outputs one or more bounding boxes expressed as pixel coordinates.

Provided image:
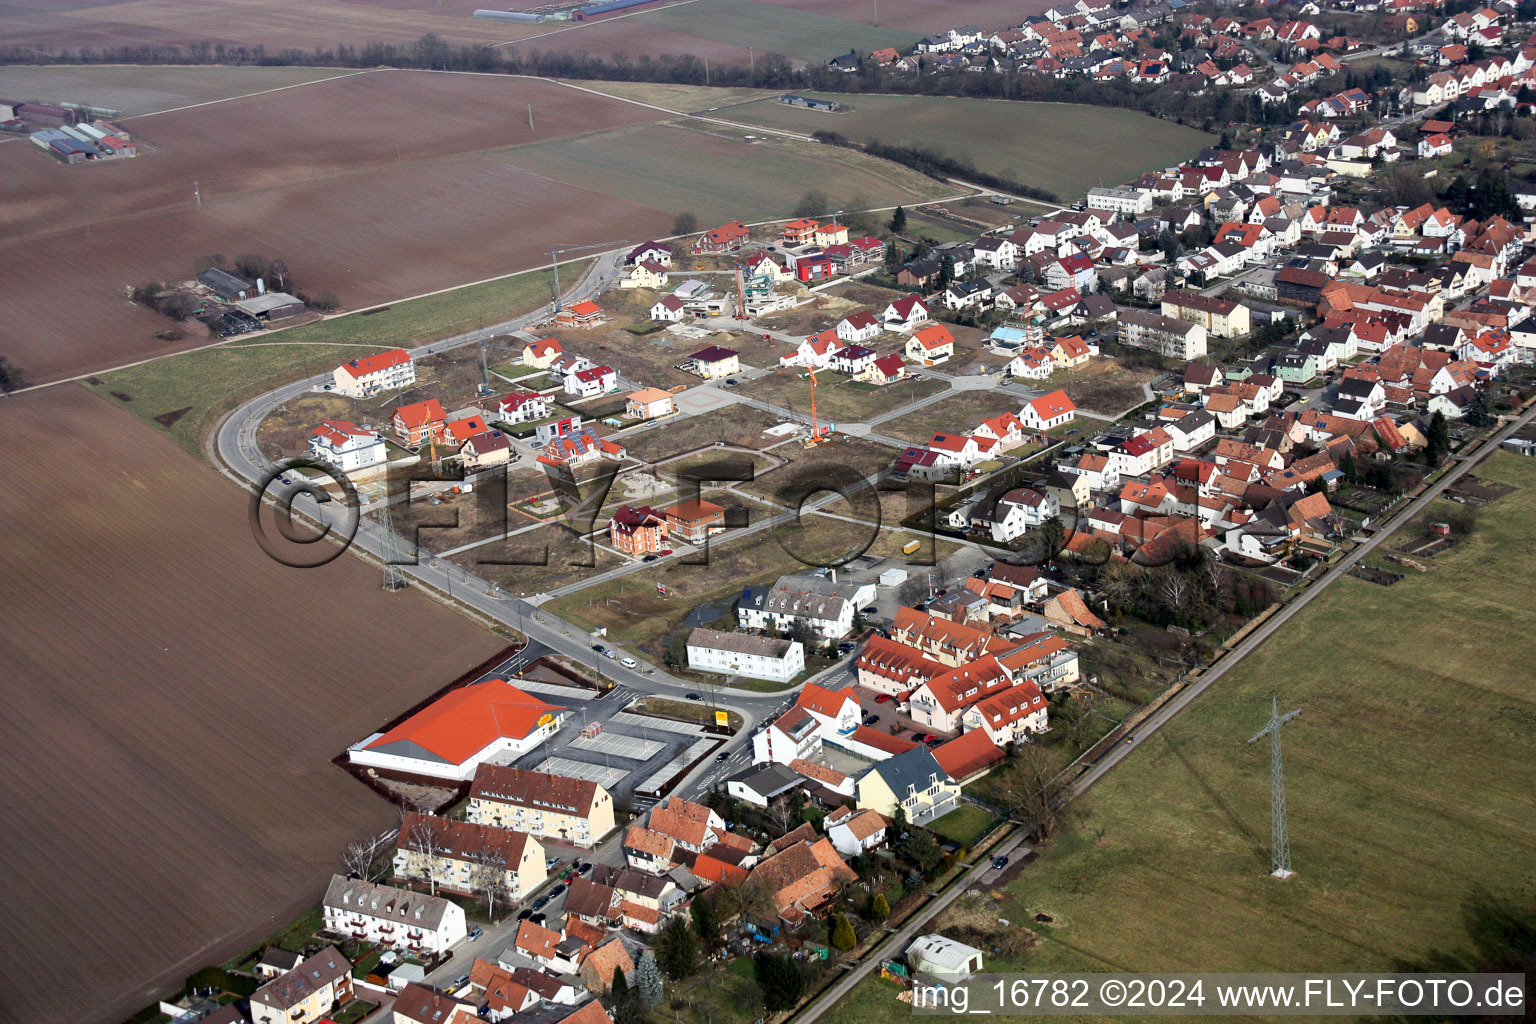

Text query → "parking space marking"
[533,757,631,787]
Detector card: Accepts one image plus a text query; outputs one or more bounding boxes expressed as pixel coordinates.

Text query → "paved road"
[790,401,1536,1024]
[214,248,791,769]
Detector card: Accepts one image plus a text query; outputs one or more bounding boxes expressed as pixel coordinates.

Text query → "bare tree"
[1098,562,1138,611]
[1201,559,1231,608]
[469,843,512,922]
[996,744,1069,840]
[342,828,397,881]
[735,877,777,927]
[1159,571,1190,619]
[769,797,796,836]
[400,813,448,896]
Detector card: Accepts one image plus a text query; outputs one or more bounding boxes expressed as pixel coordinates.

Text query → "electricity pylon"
[375,495,409,591]
[1248,696,1302,879]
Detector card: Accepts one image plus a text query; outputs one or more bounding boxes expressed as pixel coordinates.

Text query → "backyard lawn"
[927,805,997,847]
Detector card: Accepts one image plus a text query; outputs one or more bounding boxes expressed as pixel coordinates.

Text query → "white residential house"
[686,628,806,684]
[825,807,889,857]
[831,345,877,375]
[883,295,930,332]
[986,487,1061,542]
[333,349,416,398]
[564,365,618,398]
[1019,389,1077,430]
[321,876,468,955]
[1086,186,1154,216]
[621,259,668,289]
[1060,451,1119,491]
[905,325,956,365]
[485,391,554,424]
[960,679,1049,745]
[308,420,387,472]
[650,295,687,322]
[835,311,883,343]
[779,333,839,369]
[972,236,1019,270]
[1164,410,1217,451]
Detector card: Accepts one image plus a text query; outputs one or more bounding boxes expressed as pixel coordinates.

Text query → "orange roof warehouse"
[347,678,569,782]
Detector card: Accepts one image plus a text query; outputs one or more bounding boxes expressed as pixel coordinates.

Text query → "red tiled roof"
[340,348,410,377]
[1027,389,1076,419]
[931,728,1005,779]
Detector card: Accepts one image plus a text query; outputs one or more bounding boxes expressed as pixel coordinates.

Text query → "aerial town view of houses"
[3,0,1536,1020]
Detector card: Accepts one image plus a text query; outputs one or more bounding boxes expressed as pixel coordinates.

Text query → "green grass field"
[502,122,950,224]
[85,262,578,455]
[821,451,1536,1023]
[628,0,922,63]
[723,93,1215,201]
[992,457,1536,982]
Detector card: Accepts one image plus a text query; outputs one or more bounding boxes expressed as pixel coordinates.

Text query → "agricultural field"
[86,263,573,457]
[624,0,921,63]
[722,93,1216,201]
[0,64,364,116]
[0,386,505,1024]
[755,0,1053,35]
[500,120,950,226]
[502,16,759,66]
[1,68,952,385]
[1,0,536,53]
[0,70,664,383]
[1006,452,1536,975]
[561,79,778,112]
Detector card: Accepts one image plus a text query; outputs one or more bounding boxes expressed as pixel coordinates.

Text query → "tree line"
[0,31,1301,131]
[811,130,1059,203]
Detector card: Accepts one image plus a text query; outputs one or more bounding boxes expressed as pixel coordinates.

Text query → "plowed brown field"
[0,69,673,384]
[0,386,504,1024]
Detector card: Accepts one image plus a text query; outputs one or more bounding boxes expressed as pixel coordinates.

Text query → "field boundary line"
[122,67,377,122]
[15,254,597,395]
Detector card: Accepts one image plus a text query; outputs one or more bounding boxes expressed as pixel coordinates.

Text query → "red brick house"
[609,505,668,555]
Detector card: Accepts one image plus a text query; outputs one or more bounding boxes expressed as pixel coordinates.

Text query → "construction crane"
[732,262,749,320]
[546,240,629,318]
[802,366,827,447]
